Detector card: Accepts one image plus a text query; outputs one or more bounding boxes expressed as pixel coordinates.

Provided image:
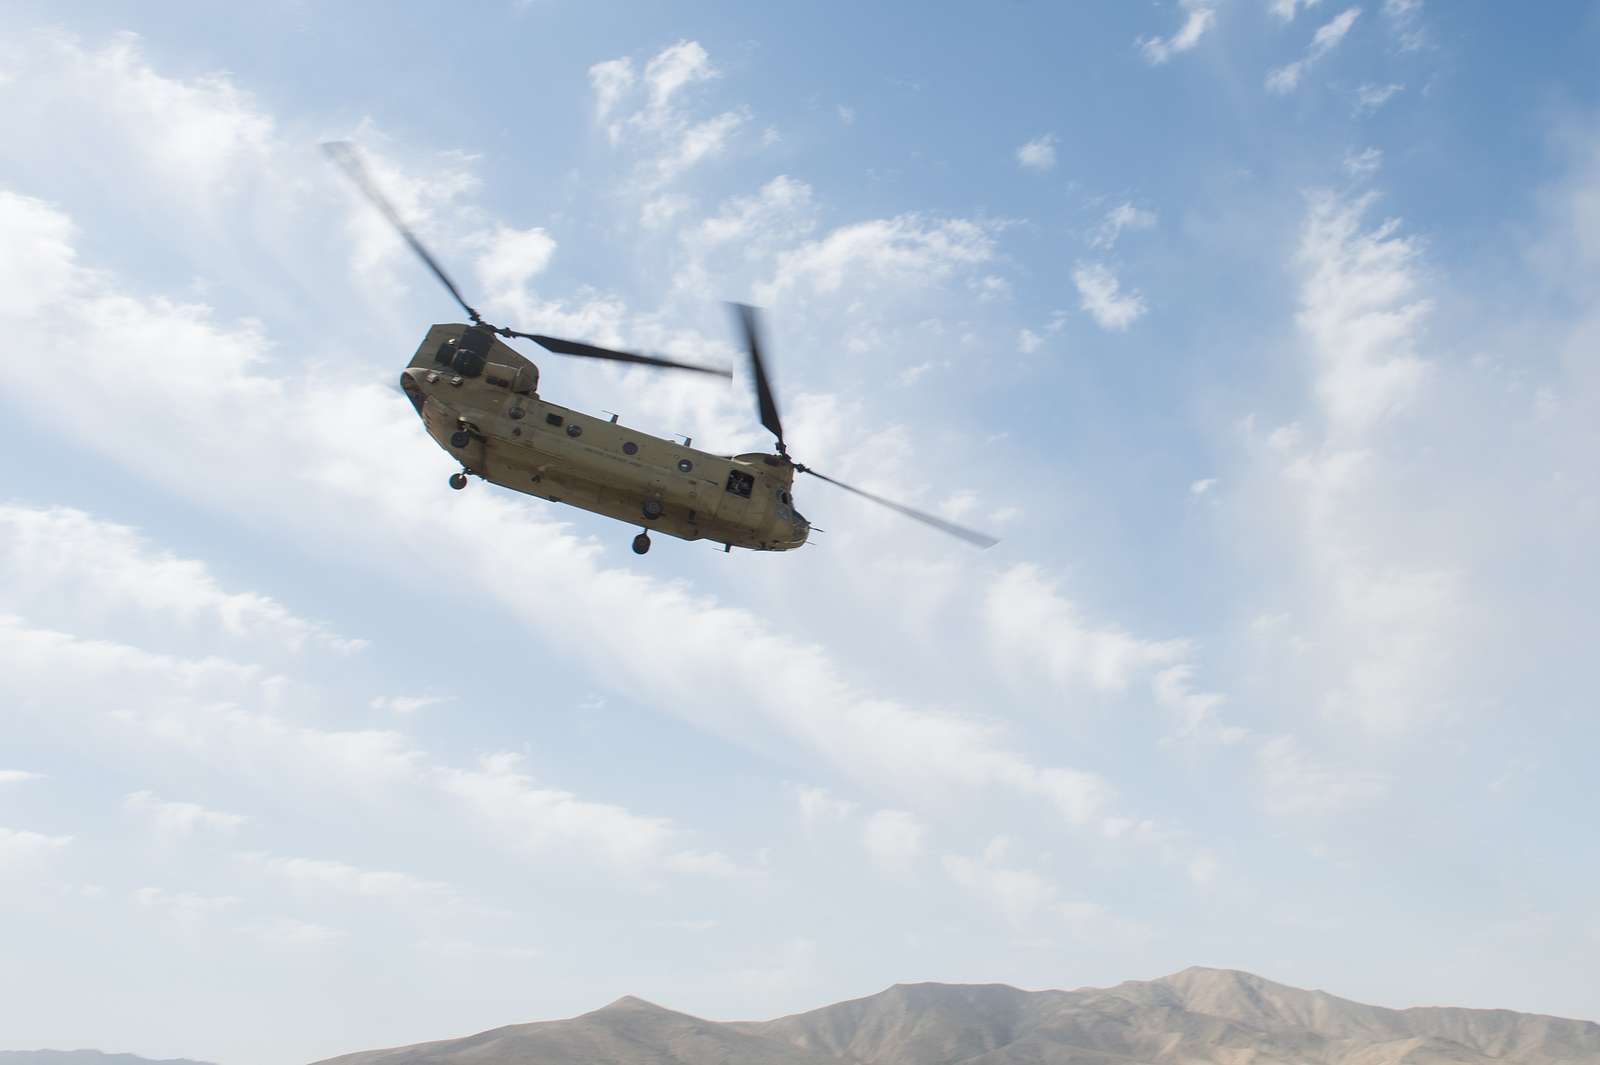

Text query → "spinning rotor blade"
[327,141,731,379]
[731,302,786,453]
[322,141,483,325]
[797,467,1000,549]
[509,331,732,378]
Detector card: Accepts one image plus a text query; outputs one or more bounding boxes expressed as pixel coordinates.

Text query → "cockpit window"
[778,490,792,506]
[725,469,754,498]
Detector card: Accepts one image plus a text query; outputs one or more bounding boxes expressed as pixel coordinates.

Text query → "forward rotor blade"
[323,141,483,325]
[798,467,1000,549]
[510,332,732,378]
[731,302,785,451]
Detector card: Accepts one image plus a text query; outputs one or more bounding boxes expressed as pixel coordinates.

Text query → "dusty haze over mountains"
[311,968,1600,1065]
[0,1049,212,1055]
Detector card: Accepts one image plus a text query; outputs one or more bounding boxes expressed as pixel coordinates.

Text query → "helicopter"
[326,142,998,556]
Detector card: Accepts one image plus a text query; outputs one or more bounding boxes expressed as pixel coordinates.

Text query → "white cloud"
[662,850,755,878]
[240,915,346,948]
[837,104,856,125]
[644,40,717,111]
[1271,0,1325,20]
[1188,850,1220,887]
[760,214,995,302]
[860,809,926,871]
[242,853,456,904]
[988,570,1183,697]
[1344,147,1384,179]
[942,840,1059,927]
[1257,734,1386,816]
[433,752,680,870]
[1357,82,1405,112]
[125,790,247,837]
[658,110,745,183]
[1016,133,1058,173]
[0,504,364,655]
[0,825,72,871]
[134,887,241,930]
[640,192,690,229]
[1018,328,1043,354]
[1091,202,1158,249]
[0,770,45,785]
[590,41,745,187]
[691,175,815,250]
[985,565,1189,695]
[1072,262,1148,331]
[1152,664,1227,735]
[0,32,274,210]
[1296,190,1429,435]
[369,694,451,715]
[972,274,1012,302]
[1190,477,1218,495]
[793,785,857,833]
[1140,0,1218,65]
[1267,7,1362,94]
[588,57,635,122]
[0,189,78,317]
[475,225,557,298]
[1382,0,1426,49]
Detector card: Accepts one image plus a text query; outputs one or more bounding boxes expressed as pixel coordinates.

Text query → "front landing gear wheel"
[642,498,664,520]
[631,532,651,555]
[450,429,471,449]
[448,472,469,491]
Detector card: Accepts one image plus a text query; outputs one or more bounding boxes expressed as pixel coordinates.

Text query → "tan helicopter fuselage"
[400,324,810,552]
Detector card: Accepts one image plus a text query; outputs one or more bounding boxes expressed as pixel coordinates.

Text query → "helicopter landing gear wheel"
[642,498,664,521]
[631,531,651,555]
[449,429,471,449]
[448,472,469,491]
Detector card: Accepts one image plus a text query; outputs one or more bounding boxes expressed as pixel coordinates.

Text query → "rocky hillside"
[312,967,1600,1065]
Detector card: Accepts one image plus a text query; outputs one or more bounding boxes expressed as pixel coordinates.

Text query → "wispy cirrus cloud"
[1267,7,1362,93]
[125,790,247,838]
[1091,202,1157,249]
[1356,81,1404,113]
[1016,133,1058,173]
[588,40,747,187]
[1139,0,1218,65]
[1270,0,1325,21]
[1072,262,1148,331]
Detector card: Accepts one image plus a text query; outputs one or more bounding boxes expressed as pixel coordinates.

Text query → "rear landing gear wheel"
[631,532,651,555]
[450,429,471,448]
[449,472,469,491]
[642,498,664,520]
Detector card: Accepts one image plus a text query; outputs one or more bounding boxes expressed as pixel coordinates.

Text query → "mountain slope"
[312,968,1600,1065]
[312,995,841,1065]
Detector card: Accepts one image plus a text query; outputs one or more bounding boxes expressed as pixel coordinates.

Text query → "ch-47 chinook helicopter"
[326,142,998,556]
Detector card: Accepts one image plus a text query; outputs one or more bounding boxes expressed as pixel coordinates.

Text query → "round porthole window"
[677,458,693,473]
[622,441,639,455]
[566,424,582,438]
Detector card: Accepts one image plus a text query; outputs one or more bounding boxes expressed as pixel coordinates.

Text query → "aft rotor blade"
[731,302,786,452]
[322,141,483,325]
[510,332,732,378]
[798,467,1000,549]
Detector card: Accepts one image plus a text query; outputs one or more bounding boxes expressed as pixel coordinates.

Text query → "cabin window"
[779,490,792,506]
[566,423,583,438]
[622,441,639,455]
[725,469,754,498]
[545,412,563,427]
[677,458,693,473]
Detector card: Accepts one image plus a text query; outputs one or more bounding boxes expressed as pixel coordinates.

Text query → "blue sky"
[1,2,1598,1063]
